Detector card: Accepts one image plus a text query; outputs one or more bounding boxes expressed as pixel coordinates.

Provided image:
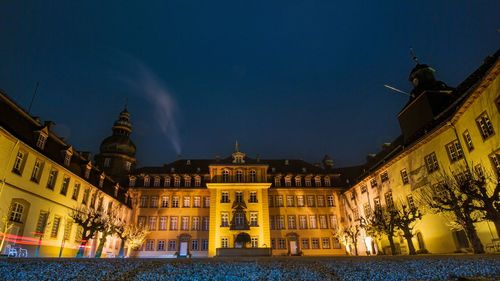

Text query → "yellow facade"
[342,54,500,255]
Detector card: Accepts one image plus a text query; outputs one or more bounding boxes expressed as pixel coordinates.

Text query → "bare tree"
[120,224,149,257]
[0,206,15,254]
[364,206,398,255]
[416,172,485,254]
[392,203,422,255]
[339,224,361,256]
[69,205,106,258]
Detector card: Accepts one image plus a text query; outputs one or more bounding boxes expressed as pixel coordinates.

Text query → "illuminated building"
[0,94,132,257]
[341,50,500,255]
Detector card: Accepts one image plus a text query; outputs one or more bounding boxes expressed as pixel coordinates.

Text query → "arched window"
[249,170,256,183]
[236,170,243,183]
[222,170,230,183]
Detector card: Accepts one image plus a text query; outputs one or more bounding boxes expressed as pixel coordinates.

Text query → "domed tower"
[95,107,136,180]
[408,64,450,99]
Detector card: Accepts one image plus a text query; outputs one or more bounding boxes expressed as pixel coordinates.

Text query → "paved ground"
[0,254,499,281]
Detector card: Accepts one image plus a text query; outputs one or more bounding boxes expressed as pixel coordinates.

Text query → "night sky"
[1,1,499,168]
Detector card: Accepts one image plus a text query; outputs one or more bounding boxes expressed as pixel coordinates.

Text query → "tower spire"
[235,139,240,152]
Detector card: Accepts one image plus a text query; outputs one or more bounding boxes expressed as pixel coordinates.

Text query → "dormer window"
[84,163,91,179]
[194,176,201,187]
[63,150,72,166]
[154,176,160,187]
[144,176,150,187]
[99,173,105,188]
[164,176,171,187]
[129,177,136,187]
[174,176,180,187]
[285,176,291,187]
[114,184,119,197]
[36,134,47,150]
[222,170,230,183]
[249,170,256,183]
[295,176,302,187]
[324,176,331,187]
[184,176,191,187]
[314,176,321,187]
[274,177,281,187]
[305,177,312,187]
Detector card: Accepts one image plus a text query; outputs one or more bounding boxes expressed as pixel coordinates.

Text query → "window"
[140,195,148,208]
[385,191,394,208]
[285,177,291,187]
[324,176,331,186]
[144,177,150,187]
[236,170,243,182]
[170,217,178,230]
[202,239,209,251]
[235,212,245,226]
[191,240,199,251]
[269,216,275,230]
[9,202,24,222]
[63,220,72,241]
[374,197,381,208]
[36,134,47,149]
[174,177,180,187]
[322,238,331,249]
[297,195,305,207]
[168,240,176,251]
[274,177,281,187]
[221,237,229,248]
[311,238,320,249]
[317,196,325,207]
[476,112,495,139]
[103,158,111,168]
[221,191,230,203]
[363,203,371,217]
[46,169,58,190]
[309,215,317,229]
[249,170,256,182]
[490,153,500,178]
[202,217,209,231]
[164,177,170,187]
[462,130,474,151]
[90,192,97,208]
[60,176,70,196]
[71,183,80,200]
[295,177,302,187]
[360,185,367,193]
[194,176,201,187]
[193,196,201,207]
[446,140,464,162]
[82,188,90,205]
[315,177,322,187]
[268,195,274,207]
[251,237,258,248]
[84,165,91,179]
[149,217,157,230]
[153,177,160,187]
[271,239,276,249]
[203,197,210,208]
[129,177,136,187]
[249,191,257,203]
[301,238,310,249]
[319,215,328,229]
[286,195,294,207]
[380,171,389,182]
[64,151,72,166]
[143,240,154,251]
[305,177,312,187]
[161,196,169,208]
[192,217,200,230]
[12,151,26,174]
[288,215,296,229]
[183,196,191,207]
[277,216,285,230]
[30,159,43,183]
[424,152,439,173]
[181,216,189,230]
[184,176,191,187]
[276,195,284,207]
[159,216,167,230]
[407,195,415,209]
[235,191,243,203]
[172,196,179,208]
[250,212,258,226]
[278,238,286,249]
[99,174,104,188]
[124,161,132,172]
[75,226,83,243]
[400,169,409,185]
[222,170,229,182]
[474,164,485,179]
[221,212,229,227]
[307,195,315,207]
[51,216,61,238]
[157,240,165,251]
[327,195,335,207]
[370,178,378,188]
[329,215,338,230]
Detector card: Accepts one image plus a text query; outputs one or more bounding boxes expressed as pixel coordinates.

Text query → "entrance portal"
[179,242,188,257]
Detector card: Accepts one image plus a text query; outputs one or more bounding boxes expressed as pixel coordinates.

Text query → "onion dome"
[99,108,136,157]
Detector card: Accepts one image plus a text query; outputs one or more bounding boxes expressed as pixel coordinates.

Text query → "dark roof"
[344,48,500,185]
[0,90,131,207]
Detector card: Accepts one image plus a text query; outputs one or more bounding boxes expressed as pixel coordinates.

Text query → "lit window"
[222,170,230,183]
[322,238,331,249]
[249,191,258,203]
[380,171,389,182]
[149,217,157,230]
[249,170,256,182]
[60,176,70,196]
[221,212,229,227]
[274,177,281,187]
[140,195,148,208]
[124,161,131,171]
[71,182,80,200]
[324,176,331,186]
[295,177,302,187]
[236,170,243,182]
[370,178,378,188]
[144,176,150,187]
[305,177,312,187]
[183,196,190,207]
[299,215,307,229]
[385,191,394,208]
[317,195,325,207]
[288,215,296,229]
[297,195,305,207]
[400,169,409,185]
[251,237,258,248]
[164,177,170,187]
[174,177,180,187]
[446,140,464,162]
[309,215,317,229]
[159,217,167,230]
[193,196,201,207]
[307,195,315,207]
[12,151,26,175]
[250,212,258,226]
[424,152,439,173]
[329,215,338,230]
[170,217,178,230]
[150,196,158,208]
[153,177,160,187]
[285,176,291,187]
[168,240,176,251]
[51,216,61,238]
[181,216,189,230]
[319,215,328,229]
[192,217,200,230]
[476,112,495,139]
[286,195,294,207]
[315,176,321,187]
[276,195,284,207]
[194,176,201,187]
[462,130,474,151]
[172,196,179,208]
[184,176,191,187]
[64,151,72,166]
[327,195,335,207]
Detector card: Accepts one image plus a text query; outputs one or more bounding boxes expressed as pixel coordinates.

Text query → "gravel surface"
[0,255,498,281]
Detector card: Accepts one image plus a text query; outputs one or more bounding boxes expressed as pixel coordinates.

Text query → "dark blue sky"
[1,1,499,167]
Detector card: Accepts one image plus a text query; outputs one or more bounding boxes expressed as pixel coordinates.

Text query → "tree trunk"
[464,221,484,254]
[403,230,416,255]
[493,218,500,239]
[387,235,397,255]
[95,235,107,258]
[352,238,359,256]
[118,239,126,258]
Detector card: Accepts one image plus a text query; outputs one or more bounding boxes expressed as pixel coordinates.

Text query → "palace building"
[0,48,498,258]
